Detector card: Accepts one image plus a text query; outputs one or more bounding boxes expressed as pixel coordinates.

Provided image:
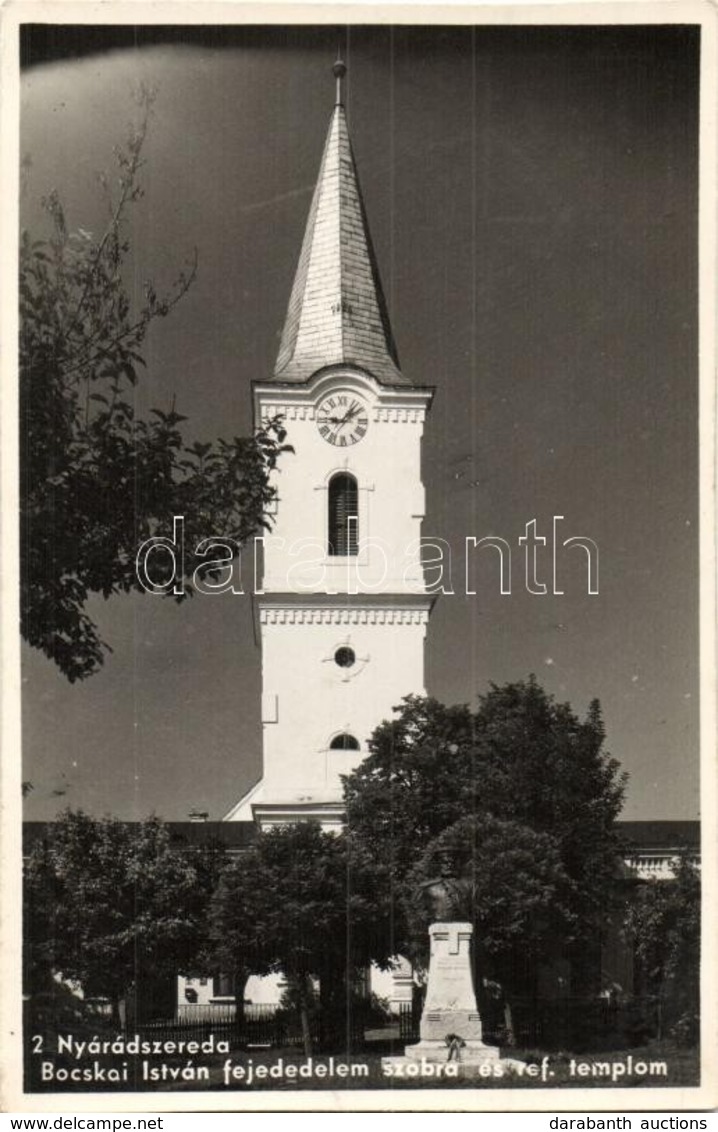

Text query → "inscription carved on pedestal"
[394,920,509,1069]
[419,922,484,1043]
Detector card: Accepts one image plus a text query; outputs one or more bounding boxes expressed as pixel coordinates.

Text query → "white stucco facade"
[225,370,434,828]
[256,372,430,596]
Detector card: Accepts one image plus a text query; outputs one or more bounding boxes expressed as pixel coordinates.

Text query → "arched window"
[330,733,360,751]
[328,473,358,556]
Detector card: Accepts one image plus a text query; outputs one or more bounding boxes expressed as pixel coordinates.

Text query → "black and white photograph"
[3,6,715,1112]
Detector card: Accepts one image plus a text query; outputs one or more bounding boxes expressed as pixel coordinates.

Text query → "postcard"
[1,1,716,1113]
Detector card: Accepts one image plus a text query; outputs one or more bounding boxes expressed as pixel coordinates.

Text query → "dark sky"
[20,23,700,822]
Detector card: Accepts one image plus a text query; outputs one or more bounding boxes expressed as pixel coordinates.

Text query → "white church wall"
[244,972,285,1007]
[257,386,429,598]
[369,958,415,1015]
[260,613,428,799]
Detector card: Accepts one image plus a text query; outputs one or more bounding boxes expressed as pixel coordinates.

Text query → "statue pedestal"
[382,921,527,1077]
[407,922,498,1063]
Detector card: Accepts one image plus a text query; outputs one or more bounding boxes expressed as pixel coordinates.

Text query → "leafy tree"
[471,683,626,938]
[405,815,569,972]
[624,854,700,1043]
[24,810,225,1026]
[207,823,389,1054]
[343,696,479,883]
[343,678,627,998]
[20,88,290,681]
[403,815,570,1041]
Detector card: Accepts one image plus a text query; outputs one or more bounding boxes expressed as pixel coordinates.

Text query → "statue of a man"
[419,848,472,921]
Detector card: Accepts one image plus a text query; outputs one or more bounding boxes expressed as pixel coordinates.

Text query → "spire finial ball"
[333,58,347,80]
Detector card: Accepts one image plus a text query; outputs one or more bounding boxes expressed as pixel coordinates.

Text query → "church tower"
[226,61,434,829]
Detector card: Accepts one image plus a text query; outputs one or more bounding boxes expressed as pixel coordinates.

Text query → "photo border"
[1,0,715,1113]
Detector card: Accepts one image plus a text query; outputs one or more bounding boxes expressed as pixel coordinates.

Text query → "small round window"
[330,733,360,750]
[334,647,356,669]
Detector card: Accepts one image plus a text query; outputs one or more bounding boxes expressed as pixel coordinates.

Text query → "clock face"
[315,393,369,446]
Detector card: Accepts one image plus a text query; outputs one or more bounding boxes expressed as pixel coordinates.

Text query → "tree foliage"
[624,854,700,1040]
[20,88,290,681]
[207,823,390,1052]
[343,678,628,994]
[343,697,479,882]
[24,810,224,1022]
[405,815,570,978]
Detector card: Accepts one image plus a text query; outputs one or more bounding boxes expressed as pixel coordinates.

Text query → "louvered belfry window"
[328,473,358,556]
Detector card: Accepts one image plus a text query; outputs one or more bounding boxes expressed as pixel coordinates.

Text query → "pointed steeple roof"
[274,66,408,386]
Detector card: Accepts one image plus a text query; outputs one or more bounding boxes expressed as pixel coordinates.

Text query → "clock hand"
[336,403,361,427]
